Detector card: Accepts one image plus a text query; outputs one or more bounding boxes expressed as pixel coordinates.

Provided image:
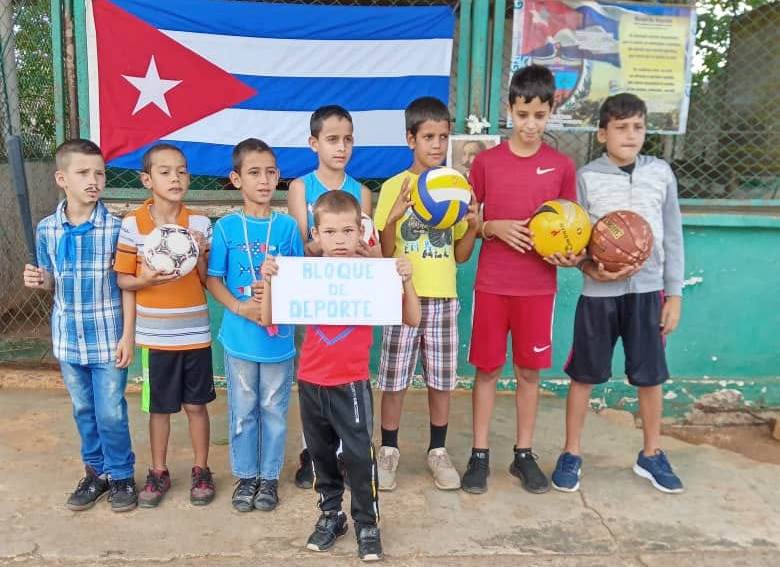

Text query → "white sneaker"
[427,447,461,490]
[377,446,400,491]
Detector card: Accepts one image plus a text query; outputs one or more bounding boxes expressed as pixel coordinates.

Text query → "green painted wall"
[128,214,780,413]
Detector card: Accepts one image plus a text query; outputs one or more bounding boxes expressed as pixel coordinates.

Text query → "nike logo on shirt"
[536,167,555,175]
[533,345,551,353]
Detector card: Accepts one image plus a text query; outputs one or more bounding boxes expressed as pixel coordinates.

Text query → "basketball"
[529,199,592,257]
[410,166,472,230]
[588,210,654,272]
[143,224,200,277]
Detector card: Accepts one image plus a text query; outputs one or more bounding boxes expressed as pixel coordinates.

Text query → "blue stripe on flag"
[111,0,455,40]
[233,76,450,112]
[109,141,414,180]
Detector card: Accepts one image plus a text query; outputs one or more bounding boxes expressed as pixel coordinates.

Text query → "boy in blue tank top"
[287,105,379,487]
[207,138,304,512]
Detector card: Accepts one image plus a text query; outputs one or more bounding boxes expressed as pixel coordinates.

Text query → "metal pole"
[488,0,506,135]
[454,0,472,133]
[51,0,66,145]
[6,135,36,263]
[73,0,89,138]
[469,0,490,118]
[64,0,79,138]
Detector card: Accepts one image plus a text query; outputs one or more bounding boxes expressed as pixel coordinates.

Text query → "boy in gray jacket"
[552,93,685,494]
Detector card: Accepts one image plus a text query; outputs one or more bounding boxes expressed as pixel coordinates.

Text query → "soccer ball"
[410,166,472,230]
[143,224,199,276]
[529,199,592,257]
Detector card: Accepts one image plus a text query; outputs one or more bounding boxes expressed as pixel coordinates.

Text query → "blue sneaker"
[633,450,684,494]
[551,452,582,492]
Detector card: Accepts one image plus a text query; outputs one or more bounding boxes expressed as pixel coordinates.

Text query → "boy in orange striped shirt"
[115,144,216,508]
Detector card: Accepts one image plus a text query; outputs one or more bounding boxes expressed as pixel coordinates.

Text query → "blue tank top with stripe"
[303,171,363,239]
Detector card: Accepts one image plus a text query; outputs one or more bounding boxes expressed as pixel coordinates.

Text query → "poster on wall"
[447,135,501,180]
[509,0,696,133]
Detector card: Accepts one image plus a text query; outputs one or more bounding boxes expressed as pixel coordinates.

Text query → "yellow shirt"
[374,171,468,298]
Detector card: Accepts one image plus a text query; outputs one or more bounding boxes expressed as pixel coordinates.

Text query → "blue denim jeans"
[59,361,135,480]
[225,353,294,479]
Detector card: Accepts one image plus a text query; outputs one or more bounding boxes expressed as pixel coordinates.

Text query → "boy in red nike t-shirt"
[260,191,420,562]
[462,65,580,495]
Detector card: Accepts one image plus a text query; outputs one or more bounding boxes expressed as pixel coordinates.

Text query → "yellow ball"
[529,199,592,257]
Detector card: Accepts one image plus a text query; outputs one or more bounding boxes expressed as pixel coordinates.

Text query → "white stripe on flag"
[164,108,407,148]
[162,30,453,78]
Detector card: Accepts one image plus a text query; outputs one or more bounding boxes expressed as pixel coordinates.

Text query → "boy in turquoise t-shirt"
[207,138,304,512]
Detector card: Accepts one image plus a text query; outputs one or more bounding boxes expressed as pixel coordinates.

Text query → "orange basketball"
[588,210,653,272]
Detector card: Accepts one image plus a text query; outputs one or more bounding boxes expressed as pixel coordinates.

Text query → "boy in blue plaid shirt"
[23,139,138,512]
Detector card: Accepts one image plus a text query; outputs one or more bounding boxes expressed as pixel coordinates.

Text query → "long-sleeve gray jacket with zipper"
[577,154,684,298]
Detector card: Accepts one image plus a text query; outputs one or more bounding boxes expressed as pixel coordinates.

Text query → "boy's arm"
[396,257,421,326]
[117,264,177,290]
[360,185,373,216]
[288,178,322,256]
[661,166,684,335]
[454,197,479,263]
[377,178,412,258]
[24,225,54,291]
[115,290,136,369]
[259,256,279,327]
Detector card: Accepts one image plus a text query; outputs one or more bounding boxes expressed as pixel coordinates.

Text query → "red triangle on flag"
[92,0,256,161]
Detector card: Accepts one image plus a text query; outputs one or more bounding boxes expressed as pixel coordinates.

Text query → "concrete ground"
[0,386,778,566]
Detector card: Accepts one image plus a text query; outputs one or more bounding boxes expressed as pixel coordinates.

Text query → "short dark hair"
[310,105,353,138]
[142,143,186,173]
[312,189,361,228]
[508,64,555,106]
[232,138,276,172]
[598,93,647,129]
[55,138,103,169]
[405,96,450,136]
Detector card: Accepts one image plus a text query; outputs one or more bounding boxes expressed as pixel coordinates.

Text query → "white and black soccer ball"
[143,224,199,277]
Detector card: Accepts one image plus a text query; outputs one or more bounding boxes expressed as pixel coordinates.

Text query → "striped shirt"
[114,199,211,350]
[35,200,124,365]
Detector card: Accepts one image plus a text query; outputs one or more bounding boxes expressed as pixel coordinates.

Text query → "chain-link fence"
[1,0,778,364]
[0,0,57,362]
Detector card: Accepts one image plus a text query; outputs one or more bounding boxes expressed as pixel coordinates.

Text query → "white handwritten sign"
[271,257,402,325]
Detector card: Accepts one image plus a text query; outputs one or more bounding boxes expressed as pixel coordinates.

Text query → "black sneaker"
[254,478,279,511]
[67,466,109,511]
[461,450,490,494]
[306,511,348,552]
[295,449,314,489]
[509,447,550,493]
[356,523,383,562]
[232,477,259,513]
[108,477,138,512]
[337,452,350,490]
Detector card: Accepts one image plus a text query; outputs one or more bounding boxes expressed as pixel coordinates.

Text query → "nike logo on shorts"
[533,345,551,353]
[536,167,555,175]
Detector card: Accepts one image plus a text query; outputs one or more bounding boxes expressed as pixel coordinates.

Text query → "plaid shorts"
[377,298,460,392]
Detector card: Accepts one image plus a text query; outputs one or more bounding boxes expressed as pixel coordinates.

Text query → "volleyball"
[529,199,592,257]
[410,166,472,230]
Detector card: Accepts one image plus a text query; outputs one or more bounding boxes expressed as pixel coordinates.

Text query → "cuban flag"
[86,0,454,178]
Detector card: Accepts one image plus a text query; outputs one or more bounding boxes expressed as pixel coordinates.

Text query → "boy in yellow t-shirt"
[373,97,478,491]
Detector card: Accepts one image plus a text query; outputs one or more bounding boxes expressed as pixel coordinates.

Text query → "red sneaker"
[190,466,215,506]
[138,468,171,508]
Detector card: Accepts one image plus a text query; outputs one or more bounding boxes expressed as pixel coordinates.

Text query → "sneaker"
[633,450,684,494]
[295,449,314,489]
[427,448,461,490]
[461,450,490,494]
[138,468,171,508]
[190,466,216,506]
[232,477,259,513]
[66,466,109,511]
[254,478,279,511]
[551,452,583,492]
[108,477,138,512]
[337,452,350,490]
[356,523,383,562]
[306,511,348,552]
[509,447,550,494]
[377,446,400,491]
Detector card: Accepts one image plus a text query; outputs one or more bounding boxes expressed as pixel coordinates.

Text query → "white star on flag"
[122,56,182,117]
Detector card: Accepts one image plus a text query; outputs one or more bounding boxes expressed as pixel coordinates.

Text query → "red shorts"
[468,291,556,372]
